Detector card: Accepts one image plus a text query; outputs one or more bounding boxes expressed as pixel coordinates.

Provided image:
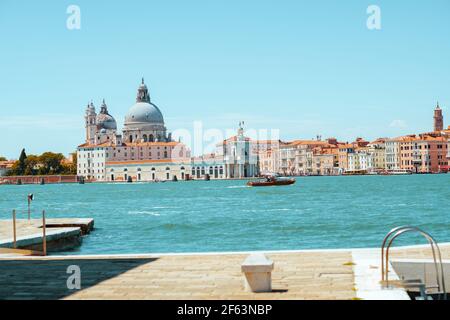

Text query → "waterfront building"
[367,139,386,172]
[279,142,296,175]
[392,133,448,173]
[311,148,335,175]
[106,156,191,182]
[253,140,282,175]
[411,135,447,173]
[348,140,386,174]
[77,79,191,182]
[337,144,354,172]
[191,154,225,179]
[347,148,371,173]
[279,138,338,175]
[216,122,258,179]
[384,138,401,171]
[446,126,450,166]
[258,148,278,175]
[0,161,14,176]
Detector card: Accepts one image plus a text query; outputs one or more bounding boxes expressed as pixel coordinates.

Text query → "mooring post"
[12,209,17,249]
[42,210,47,256]
[27,193,33,221]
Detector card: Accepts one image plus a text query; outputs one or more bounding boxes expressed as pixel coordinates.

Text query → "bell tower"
[434,102,444,132]
[85,101,97,145]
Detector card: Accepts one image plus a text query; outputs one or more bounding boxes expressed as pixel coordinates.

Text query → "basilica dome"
[96,100,117,130]
[124,78,165,126]
[125,101,164,125]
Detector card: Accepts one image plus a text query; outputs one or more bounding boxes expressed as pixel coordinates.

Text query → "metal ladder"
[381,226,447,300]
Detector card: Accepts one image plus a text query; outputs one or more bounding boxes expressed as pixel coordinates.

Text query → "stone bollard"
[241,253,274,293]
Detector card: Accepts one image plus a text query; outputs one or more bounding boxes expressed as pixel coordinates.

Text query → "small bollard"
[241,253,274,293]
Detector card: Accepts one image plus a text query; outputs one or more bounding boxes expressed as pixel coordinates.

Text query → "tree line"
[7,149,77,176]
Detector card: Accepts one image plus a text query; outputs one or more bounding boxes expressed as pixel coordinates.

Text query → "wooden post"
[12,210,17,249]
[42,210,47,256]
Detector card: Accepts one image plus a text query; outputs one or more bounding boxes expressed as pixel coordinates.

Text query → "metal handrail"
[381,226,410,280]
[386,229,440,288]
[381,226,446,300]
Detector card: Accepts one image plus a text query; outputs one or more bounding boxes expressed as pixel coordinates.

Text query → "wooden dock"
[0,218,94,254]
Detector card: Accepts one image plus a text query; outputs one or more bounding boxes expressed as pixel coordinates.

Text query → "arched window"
[143,134,148,142]
[180,167,185,170]
[149,134,154,142]
[164,151,168,158]
[151,167,156,171]
[166,167,170,171]
[124,168,128,172]
[137,168,141,172]
[129,135,133,142]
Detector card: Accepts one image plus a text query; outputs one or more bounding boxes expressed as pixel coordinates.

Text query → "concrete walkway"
[0,251,355,300]
[1,244,449,300]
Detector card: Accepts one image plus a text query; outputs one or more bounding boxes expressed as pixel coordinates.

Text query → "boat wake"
[128,210,161,216]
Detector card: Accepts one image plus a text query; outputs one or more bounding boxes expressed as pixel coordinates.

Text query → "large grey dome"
[125,102,164,125]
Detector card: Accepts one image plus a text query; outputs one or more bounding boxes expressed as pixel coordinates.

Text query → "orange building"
[398,134,448,173]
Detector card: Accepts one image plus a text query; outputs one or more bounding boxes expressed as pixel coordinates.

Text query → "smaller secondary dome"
[97,100,117,130]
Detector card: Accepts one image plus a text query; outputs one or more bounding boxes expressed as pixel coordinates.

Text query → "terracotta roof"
[220,136,251,144]
[0,161,15,169]
[125,141,183,147]
[78,142,114,148]
[106,159,191,166]
[338,144,354,149]
[370,138,388,144]
[78,141,183,148]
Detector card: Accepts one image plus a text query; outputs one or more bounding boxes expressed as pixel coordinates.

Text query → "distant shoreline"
[1,172,447,186]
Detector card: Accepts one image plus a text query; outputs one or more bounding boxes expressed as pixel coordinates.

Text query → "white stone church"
[77,79,191,182]
[77,79,258,182]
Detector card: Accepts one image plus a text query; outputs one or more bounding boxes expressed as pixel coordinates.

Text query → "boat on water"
[388,169,413,175]
[247,176,296,187]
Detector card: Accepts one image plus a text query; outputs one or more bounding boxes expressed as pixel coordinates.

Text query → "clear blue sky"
[1,0,449,158]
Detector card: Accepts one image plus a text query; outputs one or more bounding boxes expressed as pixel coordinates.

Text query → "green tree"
[24,155,39,175]
[38,152,65,175]
[0,156,7,161]
[18,149,27,175]
[62,152,77,175]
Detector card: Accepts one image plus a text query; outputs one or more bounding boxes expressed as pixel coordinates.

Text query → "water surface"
[0,175,449,254]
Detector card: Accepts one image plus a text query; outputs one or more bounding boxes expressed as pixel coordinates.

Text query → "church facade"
[77,79,191,182]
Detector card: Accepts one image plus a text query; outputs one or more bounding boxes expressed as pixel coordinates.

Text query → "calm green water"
[0,175,449,254]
